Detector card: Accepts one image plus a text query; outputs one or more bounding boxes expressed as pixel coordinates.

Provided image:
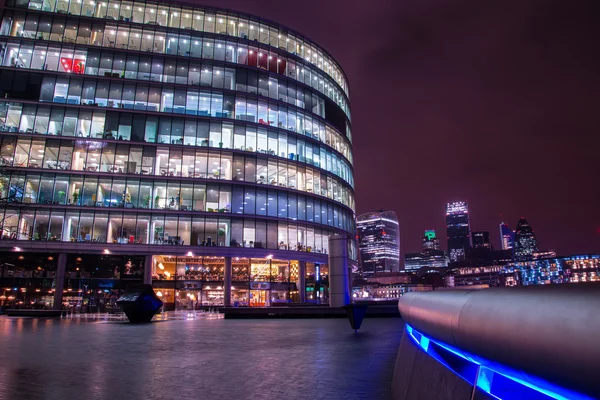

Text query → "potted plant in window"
[154,194,160,209]
[57,190,66,204]
[142,195,151,209]
[154,226,163,244]
[72,189,79,205]
[217,228,225,246]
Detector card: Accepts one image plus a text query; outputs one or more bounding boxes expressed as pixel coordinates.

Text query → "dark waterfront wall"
[392,329,492,400]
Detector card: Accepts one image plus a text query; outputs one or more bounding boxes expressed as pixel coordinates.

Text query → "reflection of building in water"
[0,0,357,309]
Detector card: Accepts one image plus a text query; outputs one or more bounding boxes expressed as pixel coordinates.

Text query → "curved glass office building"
[0,0,355,310]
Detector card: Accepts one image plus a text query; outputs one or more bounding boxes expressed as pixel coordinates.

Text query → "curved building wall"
[0,0,354,309]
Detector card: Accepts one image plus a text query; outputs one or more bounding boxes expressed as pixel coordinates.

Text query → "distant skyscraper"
[499,222,515,250]
[513,218,539,261]
[423,230,441,250]
[405,251,449,272]
[406,229,448,272]
[357,211,401,277]
[472,231,492,249]
[446,202,471,262]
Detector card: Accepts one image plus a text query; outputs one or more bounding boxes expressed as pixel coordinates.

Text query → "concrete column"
[298,261,306,303]
[52,253,67,310]
[143,255,153,285]
[223,256,232,307]
[328,234,350,307]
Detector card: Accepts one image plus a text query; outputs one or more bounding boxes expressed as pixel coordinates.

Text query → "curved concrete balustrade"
[397,284,600,399]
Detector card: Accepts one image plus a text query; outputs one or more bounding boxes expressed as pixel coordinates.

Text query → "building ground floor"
[0,249,330,311]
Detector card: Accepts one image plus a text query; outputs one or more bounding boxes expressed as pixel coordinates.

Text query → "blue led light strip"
[404,324,592,400]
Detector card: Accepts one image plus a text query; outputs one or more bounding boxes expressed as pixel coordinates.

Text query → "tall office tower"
[471,231,491,249]
[357,211,400,277]
[446,202,471,262]
[0,0,356,309]
[499,222,514,250]
[422,230,441,250]
[405,229,448,272]
[513,218,539,261]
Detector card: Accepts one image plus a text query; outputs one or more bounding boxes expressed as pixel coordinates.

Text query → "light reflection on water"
[0,316,402,400]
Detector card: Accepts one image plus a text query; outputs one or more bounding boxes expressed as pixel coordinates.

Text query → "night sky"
[199,0,600,256]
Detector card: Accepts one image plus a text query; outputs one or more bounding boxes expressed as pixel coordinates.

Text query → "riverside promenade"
[0,316,402,399]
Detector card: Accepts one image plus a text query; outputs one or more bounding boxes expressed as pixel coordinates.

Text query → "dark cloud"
[198,0,600,256]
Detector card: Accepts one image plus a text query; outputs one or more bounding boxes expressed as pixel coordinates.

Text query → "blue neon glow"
[477,367,502,400]
[419,336,430,352]
[404,324,592,400]
[477,367,493,393]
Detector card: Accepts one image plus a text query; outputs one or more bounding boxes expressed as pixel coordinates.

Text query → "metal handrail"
[398,284,600,398]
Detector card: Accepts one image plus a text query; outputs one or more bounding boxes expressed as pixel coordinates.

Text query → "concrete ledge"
[220,304,400,319]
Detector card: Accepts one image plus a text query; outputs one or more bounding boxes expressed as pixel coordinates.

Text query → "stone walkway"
[0,316,402,399]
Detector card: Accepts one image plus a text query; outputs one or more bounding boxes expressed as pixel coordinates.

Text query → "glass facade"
[0,252,144,310]
[0,0,354,309]
[0,101,353,186]
[446,201,471,263]
[0,2,351,121]
[499,222,514,250]
[0,252,328,309]
[151,255,327,308]
[512,218,538,261]
[357,210,401,277]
